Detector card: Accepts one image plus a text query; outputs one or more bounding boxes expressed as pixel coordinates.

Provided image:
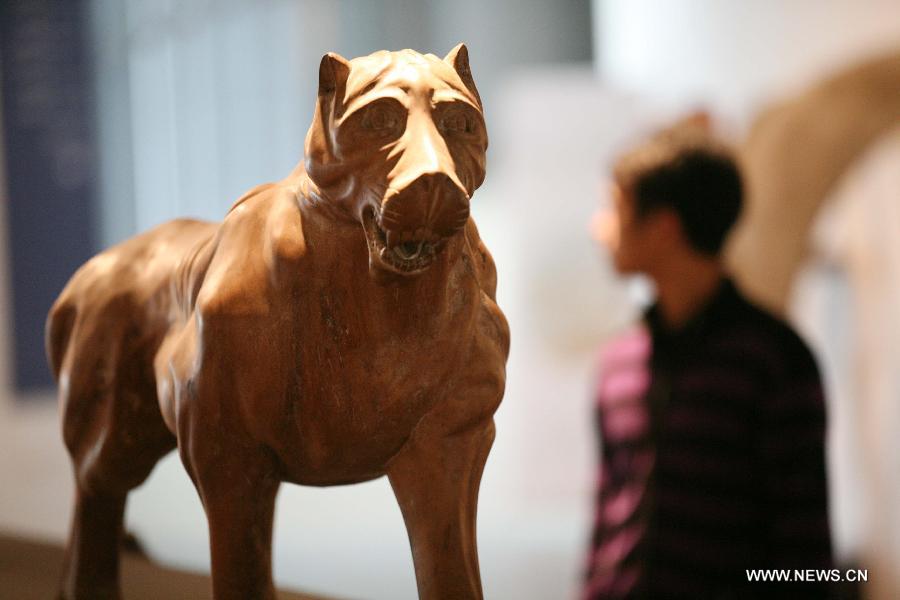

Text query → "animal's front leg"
[181,438,281,600]
[387,418,496,600]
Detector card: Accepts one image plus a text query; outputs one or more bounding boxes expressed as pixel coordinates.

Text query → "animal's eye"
[436,106,482,138]
[361,105,399,132]
[336,99,405,148]
[439,110,475,135]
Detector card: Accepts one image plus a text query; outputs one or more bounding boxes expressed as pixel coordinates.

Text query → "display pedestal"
[0,533,329,599]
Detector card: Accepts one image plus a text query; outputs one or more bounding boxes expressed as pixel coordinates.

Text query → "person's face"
[591,182,670,274]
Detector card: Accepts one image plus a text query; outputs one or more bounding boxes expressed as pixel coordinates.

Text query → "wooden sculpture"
[46,45,509,600]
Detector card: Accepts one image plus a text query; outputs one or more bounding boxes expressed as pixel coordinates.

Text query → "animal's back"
[47,218,217,379]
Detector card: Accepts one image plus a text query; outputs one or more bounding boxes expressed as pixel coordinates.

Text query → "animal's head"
[304,45,487,276]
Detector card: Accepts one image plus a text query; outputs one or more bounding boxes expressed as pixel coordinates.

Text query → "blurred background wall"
[2,1,899,598]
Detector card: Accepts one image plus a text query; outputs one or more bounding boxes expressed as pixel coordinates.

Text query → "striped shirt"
[584,279,832,599]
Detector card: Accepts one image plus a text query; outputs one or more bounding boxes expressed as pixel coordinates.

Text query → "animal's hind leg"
[59,356,175,600]
[59,487,127,600]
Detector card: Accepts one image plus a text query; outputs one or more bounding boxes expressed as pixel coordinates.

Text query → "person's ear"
[653,209,684,245]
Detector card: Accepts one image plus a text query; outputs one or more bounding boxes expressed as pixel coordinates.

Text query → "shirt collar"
[644,277,740,354]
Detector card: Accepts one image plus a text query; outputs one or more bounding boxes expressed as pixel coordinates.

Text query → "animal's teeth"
[394,240,425,260]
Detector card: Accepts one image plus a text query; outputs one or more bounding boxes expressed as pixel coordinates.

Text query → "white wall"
[792,128,900,598]
[593,0,900,124]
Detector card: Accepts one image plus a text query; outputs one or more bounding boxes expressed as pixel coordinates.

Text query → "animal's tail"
[45,300,76,380]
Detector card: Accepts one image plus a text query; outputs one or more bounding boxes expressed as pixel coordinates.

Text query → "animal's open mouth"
[362,207,442,275]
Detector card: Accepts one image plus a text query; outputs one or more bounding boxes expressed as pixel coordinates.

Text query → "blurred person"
[583,126,833,599]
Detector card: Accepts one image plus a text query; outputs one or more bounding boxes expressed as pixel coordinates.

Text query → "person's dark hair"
[612,128,743,256]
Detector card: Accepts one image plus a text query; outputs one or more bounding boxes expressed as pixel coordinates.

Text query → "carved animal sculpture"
[46,45,509,600]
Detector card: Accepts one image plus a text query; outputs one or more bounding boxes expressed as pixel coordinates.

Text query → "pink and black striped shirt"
[584,279,832,599]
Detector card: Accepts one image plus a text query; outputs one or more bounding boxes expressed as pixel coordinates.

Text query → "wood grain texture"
[46,46,508,600]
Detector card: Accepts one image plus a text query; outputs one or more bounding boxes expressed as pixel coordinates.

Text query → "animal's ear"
[444,43,481,107]
[306,52,350,185]
[318,52,351,100]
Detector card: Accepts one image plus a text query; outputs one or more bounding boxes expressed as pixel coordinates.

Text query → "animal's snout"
[380,172,470,241]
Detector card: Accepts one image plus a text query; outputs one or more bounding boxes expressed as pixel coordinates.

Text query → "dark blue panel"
[1,0,97,392]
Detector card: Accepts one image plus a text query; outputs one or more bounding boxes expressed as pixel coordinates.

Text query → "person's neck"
[650,253,725,330]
